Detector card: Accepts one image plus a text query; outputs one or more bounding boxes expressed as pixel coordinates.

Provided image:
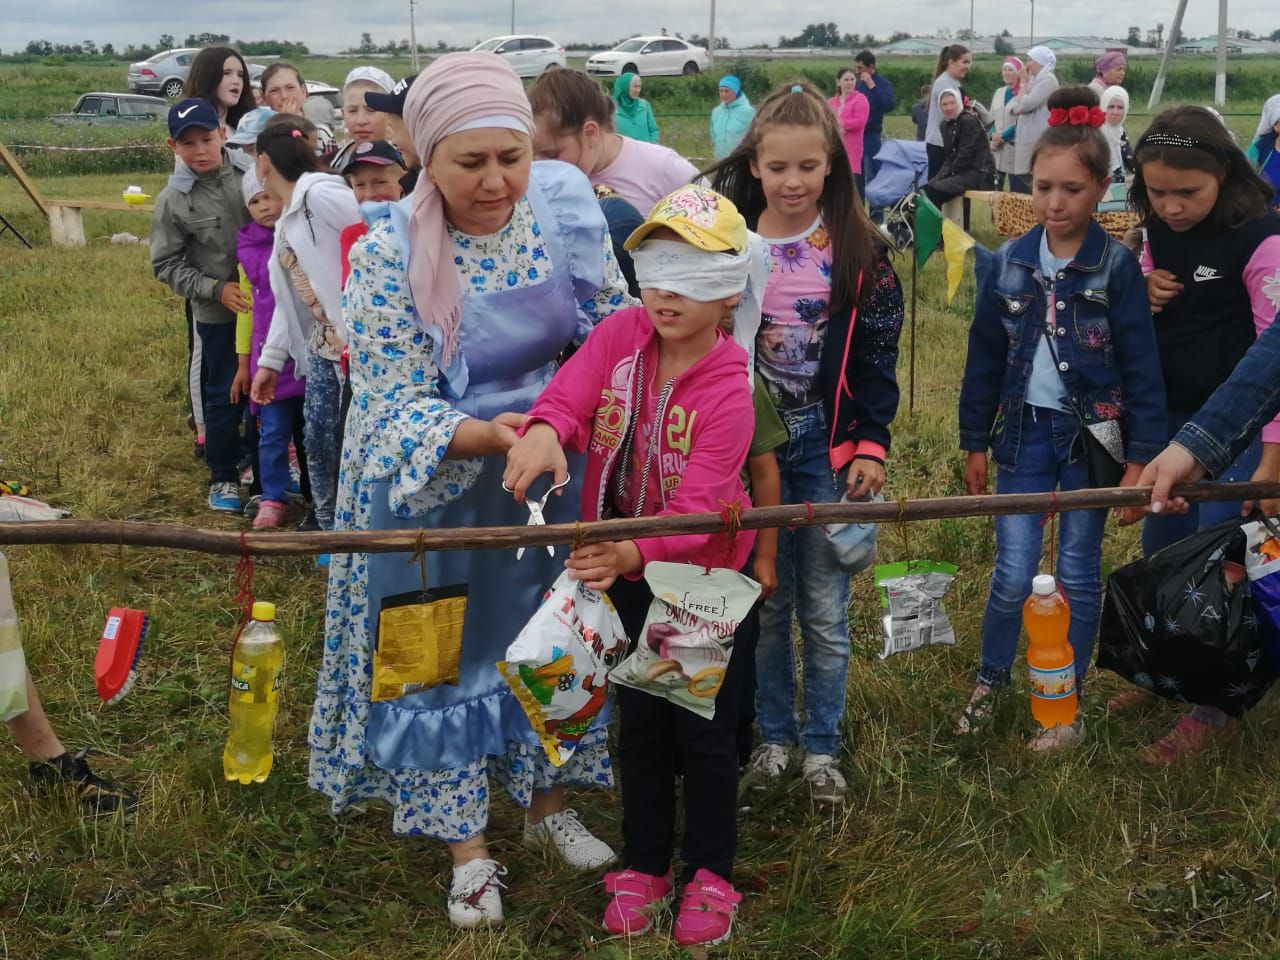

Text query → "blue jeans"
[304,353,342,530]
[977,407,1107,689]
[258,396,304,503]
[755,403,854,757]
[195,320,243,485]
[1142,410,1263,556]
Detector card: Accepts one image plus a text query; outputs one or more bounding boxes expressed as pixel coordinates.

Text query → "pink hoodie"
[526,305,757,572]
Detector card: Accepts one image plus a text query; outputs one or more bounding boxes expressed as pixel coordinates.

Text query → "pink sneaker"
[252,499,288,530]
[673,868,742,947]
[601,868,673,936]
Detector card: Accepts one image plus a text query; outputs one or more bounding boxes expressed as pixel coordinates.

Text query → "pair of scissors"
[503,474,571,560]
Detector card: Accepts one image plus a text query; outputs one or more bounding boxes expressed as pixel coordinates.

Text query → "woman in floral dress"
[307,53,636,928]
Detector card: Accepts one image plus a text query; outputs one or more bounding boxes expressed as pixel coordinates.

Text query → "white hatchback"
[472,36,567,77]
[585,37,710,77]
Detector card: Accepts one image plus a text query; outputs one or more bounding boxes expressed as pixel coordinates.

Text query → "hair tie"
[290,128,302,139]
[1048,106,1106,128]
[790,85,803,94]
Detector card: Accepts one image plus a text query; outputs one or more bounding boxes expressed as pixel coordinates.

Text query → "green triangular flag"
[914,193,943,271]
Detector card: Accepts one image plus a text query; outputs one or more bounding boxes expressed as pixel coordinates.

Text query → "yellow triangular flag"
[941,218,976,304]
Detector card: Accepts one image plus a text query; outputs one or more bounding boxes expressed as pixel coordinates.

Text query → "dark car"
[53,92,170,124]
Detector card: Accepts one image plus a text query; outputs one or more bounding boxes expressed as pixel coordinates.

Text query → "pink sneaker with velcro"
[601,868,674,936]
[673,868,742,946]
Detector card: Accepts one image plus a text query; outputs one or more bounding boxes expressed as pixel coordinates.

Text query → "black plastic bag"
[1098,519,1275,715]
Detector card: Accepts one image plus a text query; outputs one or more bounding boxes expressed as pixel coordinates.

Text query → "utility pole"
[1029,0,1035,46]
[1213,0,1228,106]
[708,0,717,64]
[511,0,516,35]
[408,0,420,72]
[970,0,975,41]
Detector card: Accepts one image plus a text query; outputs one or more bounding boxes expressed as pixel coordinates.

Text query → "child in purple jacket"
[236,168,310,529]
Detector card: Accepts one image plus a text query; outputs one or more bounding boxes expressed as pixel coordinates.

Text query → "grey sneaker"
[802,753,847,805]
[747,743,792,788]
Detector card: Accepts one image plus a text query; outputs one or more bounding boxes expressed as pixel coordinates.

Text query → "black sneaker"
[296,507,320,532]
[26,749,139,815]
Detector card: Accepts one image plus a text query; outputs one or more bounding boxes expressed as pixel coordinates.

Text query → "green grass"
[1,166,1278,959]
[0,54,1273,175]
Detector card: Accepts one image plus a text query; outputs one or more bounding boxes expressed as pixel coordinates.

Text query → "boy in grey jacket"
[150,99,255,512]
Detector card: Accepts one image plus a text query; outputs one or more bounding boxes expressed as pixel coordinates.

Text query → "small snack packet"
[875,560,958,659]
[609,562,761,719]
[499,571,627,766]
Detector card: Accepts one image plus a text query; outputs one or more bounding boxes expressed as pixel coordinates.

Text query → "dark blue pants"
[195,320,243,485]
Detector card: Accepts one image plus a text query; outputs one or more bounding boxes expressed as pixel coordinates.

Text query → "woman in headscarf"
[1090,51,1127,94]
[612,71,659,142]
[1100,85,1135,181]
[1006,45,1060,193]
[922,87,994,207]
[308,52,636,930]
[710,74,754,160]
[988,56,1022,190]
[1249,95,1280,205]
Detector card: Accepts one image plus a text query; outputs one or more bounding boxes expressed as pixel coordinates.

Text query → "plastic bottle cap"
[1032,574,1057,597]
[251,601,277,621]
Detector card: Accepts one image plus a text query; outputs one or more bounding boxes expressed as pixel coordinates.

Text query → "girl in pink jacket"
[504,185,760,948]
[829,67,870,196]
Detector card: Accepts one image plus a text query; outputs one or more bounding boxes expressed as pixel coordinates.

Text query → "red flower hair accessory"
[1048,106,1107,128]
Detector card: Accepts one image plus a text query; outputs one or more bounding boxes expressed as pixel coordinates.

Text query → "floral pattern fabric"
[448,195,632,323]
[308,214,613,841]
[756,216,834,408]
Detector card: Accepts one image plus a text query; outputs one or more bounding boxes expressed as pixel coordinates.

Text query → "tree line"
[12,34,310,61]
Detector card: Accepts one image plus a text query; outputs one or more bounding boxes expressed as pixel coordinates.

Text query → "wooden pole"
[2,483,1277,557]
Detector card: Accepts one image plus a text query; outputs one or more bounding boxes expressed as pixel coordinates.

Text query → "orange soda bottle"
[1023,574,1077,728]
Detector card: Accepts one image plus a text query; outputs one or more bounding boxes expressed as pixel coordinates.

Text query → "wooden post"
[47,204,86,247]
[0,142,49,218]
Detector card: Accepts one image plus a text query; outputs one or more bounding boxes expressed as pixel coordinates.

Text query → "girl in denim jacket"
[958,87,1168,751]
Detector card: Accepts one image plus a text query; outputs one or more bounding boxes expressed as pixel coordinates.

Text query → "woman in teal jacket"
[709,75,754,159]
[612,72,659,142]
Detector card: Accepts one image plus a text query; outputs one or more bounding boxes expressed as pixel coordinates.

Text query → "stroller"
[866,139,928,250]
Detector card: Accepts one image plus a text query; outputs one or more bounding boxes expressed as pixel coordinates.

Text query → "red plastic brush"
[94,607,149,704]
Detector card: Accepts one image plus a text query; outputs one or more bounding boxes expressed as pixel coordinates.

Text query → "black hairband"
[1139,131,1225,159]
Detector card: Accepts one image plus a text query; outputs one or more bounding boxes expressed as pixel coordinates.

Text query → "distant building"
[872,33,1280,58]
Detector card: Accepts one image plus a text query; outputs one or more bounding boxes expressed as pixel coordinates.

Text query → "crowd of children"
[16,46,1246,944]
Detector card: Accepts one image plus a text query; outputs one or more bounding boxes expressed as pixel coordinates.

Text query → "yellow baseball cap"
[623,184,749,254]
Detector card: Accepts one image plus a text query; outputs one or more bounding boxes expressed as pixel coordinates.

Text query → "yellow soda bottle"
[1023,574,1077,729]
[223,601,284,784]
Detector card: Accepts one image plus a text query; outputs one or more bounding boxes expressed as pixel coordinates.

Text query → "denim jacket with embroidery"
[959,221,1168,469]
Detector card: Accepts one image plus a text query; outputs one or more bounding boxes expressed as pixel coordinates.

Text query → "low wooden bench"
[47,199,155,247]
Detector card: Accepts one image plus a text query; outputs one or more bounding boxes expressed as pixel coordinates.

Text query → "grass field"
[1,45,1279,957]
[0,54,1275,176]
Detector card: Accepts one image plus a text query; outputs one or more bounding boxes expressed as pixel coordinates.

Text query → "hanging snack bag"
[499,571,627,766]
[609,562,762,719]
[875,560,959,659]
[1244,516,1280,673]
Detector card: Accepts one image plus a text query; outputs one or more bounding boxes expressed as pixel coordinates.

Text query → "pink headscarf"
[402,52,533,365]
[1003,56,1024,94]
[1094,50,1126,79]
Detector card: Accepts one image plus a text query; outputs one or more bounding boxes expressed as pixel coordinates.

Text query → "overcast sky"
[3,0,1275,54]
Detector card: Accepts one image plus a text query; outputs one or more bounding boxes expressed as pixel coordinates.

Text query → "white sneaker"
[447,858,507,929]
[523,808,617,872]
[747,743,792,788]
[802,753,847,806]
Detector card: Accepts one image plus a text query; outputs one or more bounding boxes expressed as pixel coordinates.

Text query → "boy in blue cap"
[150,99,256,512]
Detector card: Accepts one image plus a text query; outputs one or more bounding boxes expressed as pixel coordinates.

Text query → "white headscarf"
[1258,95,1280,137]
[241,166,266,207]
[1100,86,1129,175]
[1027,46,1057,72]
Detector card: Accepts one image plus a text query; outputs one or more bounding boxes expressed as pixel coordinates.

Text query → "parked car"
[585,37,709,77]
[471,35,566,77]
[305,80,342,112]
[127,48,267,99]
[52,92,169,124]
